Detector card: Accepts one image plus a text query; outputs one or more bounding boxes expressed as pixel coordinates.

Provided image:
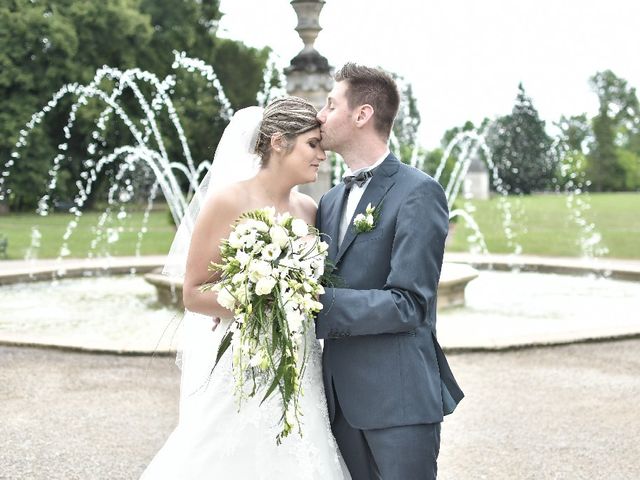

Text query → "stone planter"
[144,272,184,310]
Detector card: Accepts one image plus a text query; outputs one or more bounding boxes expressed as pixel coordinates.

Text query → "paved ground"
[1,339,639,479]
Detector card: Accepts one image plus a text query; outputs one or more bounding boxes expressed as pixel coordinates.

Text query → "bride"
[141,97,350,479]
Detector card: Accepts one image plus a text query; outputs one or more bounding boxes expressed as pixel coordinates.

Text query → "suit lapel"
[334,154,400,265]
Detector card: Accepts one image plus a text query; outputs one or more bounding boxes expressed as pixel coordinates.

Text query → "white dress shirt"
[338,149,390,245]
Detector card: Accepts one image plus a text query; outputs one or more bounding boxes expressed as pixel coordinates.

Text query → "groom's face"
[317,81,354,153]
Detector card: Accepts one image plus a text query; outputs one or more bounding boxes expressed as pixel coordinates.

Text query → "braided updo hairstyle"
[254,96,320,165]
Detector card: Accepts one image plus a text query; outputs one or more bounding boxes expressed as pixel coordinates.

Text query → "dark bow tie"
[343,168,375,191]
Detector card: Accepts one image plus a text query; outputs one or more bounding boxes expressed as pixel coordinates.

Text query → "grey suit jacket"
[316,153,464,430]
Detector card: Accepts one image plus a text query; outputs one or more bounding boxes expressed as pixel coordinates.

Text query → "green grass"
[0,193,638,260]
[0,209,175,260]
[447,193,640,259]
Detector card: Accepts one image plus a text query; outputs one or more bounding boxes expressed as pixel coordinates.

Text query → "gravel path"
[1,339,639,479]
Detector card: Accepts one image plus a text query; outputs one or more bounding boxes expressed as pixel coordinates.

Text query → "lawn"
[0,209,175,260]
[447,192,640,259]
[0,193,638,261]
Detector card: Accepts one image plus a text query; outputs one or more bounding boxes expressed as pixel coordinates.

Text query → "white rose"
[248,259,272,282]
[312,260,325,278]
[232,272,245,284]
[353,213,365,224]
[317,241,329,253]
[228,231,243,249]
[278,256,297,271]
[234,222,250,235]
[300,260,314,277]
[291,218,309,237]
[286,308,305,332]
[261,243,282,261]
[242,231,257,248]
[269,225,289,248]
[255,276,277,296]
[236,250,250,267]
[247,219,268,233]
[216,286,236,310]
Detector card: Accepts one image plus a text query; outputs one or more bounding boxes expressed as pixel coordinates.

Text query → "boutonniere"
[353,202,381,234]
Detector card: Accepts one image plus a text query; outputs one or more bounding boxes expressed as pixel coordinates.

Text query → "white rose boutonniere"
[353,202,381,234]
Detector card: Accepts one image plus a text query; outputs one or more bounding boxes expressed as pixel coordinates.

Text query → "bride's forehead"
[297,128,321,141]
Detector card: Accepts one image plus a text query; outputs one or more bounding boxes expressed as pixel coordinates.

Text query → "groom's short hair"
[335,63,400,140]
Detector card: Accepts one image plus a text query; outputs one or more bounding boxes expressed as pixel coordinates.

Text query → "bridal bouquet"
[200,207,328,443]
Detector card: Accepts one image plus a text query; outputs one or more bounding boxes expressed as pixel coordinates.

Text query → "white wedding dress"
[140,313,350,479]
[143,107,349,479]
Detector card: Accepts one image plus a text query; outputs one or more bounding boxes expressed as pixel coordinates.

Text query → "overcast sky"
[217,0,640,148]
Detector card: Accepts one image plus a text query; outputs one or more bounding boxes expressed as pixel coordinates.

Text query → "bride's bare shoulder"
[292,191,318,225]
[199,182,250,224]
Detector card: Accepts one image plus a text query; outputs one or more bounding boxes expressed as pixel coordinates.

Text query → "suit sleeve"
[316,178,449,338]
[315,194,324,230]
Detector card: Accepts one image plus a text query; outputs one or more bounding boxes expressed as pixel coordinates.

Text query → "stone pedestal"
[285,0,334,201]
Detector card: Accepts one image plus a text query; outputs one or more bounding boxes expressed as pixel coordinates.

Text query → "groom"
[315,63,464,479]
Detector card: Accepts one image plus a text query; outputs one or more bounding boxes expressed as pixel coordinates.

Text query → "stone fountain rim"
[2,253,640,286]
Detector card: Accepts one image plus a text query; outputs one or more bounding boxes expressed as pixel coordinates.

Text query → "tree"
[586,70,640,191]
[0,0,154,209]
[391,75,421,165]
[556,114,591,153]
[0,0,270,210]
[486,83,556,194]
[554,114,591,190]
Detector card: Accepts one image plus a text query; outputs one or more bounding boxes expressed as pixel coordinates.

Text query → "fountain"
[0,47,476,316]
[1,27,636,353]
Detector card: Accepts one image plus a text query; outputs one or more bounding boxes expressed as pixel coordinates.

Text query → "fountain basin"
[144,262,480,311]
[2,267,639,354]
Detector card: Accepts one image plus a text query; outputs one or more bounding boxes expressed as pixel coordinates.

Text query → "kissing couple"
[141,63,463,480]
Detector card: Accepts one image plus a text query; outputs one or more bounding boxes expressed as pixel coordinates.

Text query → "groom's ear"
[354,104,374,129]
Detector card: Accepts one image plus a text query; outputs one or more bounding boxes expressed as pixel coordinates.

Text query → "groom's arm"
[315,193,325,230]
[316,178,448,338]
